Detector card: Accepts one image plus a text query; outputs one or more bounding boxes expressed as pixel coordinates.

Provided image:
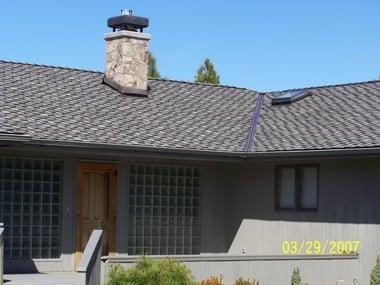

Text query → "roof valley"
[243,94,265,152]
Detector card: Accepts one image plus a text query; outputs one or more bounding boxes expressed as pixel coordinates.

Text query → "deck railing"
[0,223,4,285]
[77,230,103,285]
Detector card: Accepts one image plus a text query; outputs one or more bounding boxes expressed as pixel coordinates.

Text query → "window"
[276,165,318,210]
[127,164,200,255]
[0,158,63,259]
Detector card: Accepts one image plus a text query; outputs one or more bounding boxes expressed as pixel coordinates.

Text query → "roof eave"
[245,147,380,159]
[1,137,379,161]
[23,139,245,161]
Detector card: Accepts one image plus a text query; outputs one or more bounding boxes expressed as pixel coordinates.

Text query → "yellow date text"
[281,240,360,255]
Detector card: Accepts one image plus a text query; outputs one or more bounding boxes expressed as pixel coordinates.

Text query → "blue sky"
[1,0,379,91]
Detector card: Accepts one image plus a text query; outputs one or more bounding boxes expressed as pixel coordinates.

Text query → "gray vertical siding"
[115,159,128,254]
[226,157,380,284]
[61,156,76,271]
[105,255,360,285]
[199,164,229,253]
[1,148,380,285]
[184,257,360,285]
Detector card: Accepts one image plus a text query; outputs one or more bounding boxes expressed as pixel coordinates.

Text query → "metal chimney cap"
[107,14,149,32]
[120,8,133,16]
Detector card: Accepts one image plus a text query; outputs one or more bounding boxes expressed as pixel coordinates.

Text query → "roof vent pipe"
[120,9,133,16]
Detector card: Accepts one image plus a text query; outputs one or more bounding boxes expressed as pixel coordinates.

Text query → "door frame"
[74,162,117,267]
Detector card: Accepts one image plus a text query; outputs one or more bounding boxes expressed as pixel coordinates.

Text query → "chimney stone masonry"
[104,11,150,96]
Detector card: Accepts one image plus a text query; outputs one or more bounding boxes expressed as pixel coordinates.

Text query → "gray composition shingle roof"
[252,82,380,152]
[1,60,380,155]
[0,61,259,153]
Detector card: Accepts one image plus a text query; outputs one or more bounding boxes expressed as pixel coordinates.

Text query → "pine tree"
[195,58,220,84]
[370,256,380,285]
[291,268,302,285]
[148,52,160,78]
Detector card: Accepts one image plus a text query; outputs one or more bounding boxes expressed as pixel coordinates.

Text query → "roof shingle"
[1,60,380,154]
[0,61,259,153]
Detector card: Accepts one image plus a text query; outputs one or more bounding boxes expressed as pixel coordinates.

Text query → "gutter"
[9,138,380,161]
[1,134,380,161]
[0,133,33,142]
[23,139,245,161]
[244,147,380,159]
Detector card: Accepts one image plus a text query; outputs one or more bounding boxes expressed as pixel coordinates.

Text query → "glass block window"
[128,164,200,255]
[0,158,63,259]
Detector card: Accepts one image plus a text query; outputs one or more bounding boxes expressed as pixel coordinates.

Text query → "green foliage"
[106,257,195,285]
[195,58,220,84]
[233,277,259,285]
[198,276,224,285]
[370,256,380,285]
[148,52,160,78]
[107,265,129,285]
[291,268,302,285]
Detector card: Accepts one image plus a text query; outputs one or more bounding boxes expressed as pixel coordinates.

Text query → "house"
[0,11,379,285]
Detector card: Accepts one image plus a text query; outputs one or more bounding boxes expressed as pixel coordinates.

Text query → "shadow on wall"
[222,158,380,252]
[4,259,39,274]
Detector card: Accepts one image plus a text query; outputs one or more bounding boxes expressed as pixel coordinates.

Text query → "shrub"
[370,256,380,285]
[233,277,260,285]
[198,276,224,285]
[106,256,195,285]
[106,265,129,285]
[291,268,302,285]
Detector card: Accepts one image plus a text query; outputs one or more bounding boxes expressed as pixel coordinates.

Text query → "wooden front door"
[75,162,117,266]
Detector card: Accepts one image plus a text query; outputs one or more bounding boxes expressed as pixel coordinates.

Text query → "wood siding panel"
[2,147,379,285]
[226,158,380,284]
[199,165,229,253]
[106,256,359,285]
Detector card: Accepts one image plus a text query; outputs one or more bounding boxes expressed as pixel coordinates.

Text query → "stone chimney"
[104,10,150,96]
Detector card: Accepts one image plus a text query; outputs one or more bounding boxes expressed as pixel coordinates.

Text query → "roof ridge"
[0,59,259,92]
[151,77,258,91]
[0,59,103,74]
[268,79,380,94]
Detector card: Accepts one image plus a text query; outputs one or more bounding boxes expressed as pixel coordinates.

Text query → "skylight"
[272,90,312,105]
